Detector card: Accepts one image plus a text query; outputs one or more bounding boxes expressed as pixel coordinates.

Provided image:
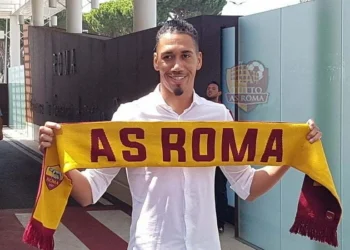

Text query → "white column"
[18,15,24,25]
[49,0,57,8]
[31,0,44,26]
[91,0,100,9]
[133,0,157,32]
[51,16,58,27]
[66,0,82,33]
[10,16,21,67]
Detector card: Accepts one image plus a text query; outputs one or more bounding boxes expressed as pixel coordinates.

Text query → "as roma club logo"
[226,60,269,112]
[45,165,63,190]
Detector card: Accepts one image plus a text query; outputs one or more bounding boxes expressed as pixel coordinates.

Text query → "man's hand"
[38,121,94,206]
[306,119,322,143]
[38,121,61,153]
[247,119,324,201]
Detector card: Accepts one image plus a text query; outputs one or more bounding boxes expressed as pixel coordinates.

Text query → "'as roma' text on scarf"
[23,121,342,250]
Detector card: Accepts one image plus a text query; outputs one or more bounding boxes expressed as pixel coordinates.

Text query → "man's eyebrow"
[160,50,194,56]
[182,50,193,54]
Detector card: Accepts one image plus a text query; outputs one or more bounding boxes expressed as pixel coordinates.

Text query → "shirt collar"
[152,84,202,108]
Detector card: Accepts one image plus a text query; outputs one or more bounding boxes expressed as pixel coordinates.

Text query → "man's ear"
[218,91,222,97]
[153,52,159,71]
[196,51,203,70]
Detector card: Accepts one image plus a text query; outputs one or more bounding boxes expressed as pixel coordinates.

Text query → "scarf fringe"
[290,217,338,247]
[22,218,54,250]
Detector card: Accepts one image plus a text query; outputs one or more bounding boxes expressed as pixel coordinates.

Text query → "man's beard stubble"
[174,87,184,96]
[206,95,217,102]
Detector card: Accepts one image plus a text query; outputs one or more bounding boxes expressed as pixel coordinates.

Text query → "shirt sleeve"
[80,104,129,204]
[219,107,256,200]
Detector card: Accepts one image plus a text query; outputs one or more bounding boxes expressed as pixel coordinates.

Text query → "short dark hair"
[155,19,199,51]
[208,81,221,91]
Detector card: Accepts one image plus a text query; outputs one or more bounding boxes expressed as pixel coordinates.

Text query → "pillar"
[91,0,100,9]
[18,15,24,25]
[31,0,44,26]
[10,16,21,67]
[49,0,57,8]
[66,0,82,33]
[51,16,58,27]
[133,0,157,32]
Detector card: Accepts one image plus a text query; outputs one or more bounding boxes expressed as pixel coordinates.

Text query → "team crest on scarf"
[45,165,63,190]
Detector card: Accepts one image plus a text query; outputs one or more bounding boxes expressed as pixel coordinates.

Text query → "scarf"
[23,121,342,249]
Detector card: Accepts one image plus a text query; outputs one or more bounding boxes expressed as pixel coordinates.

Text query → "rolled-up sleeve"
[220,165,255,200]
[81,168,121,203]
[219,107,256,200]
[80,104,131,203]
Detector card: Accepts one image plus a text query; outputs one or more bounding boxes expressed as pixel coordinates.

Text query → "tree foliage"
[56,10,67,30]
[0,19,6,32]
[157,0,226,23]
[82,0,225,37]
[0,19,9,75]
[83,0,133,37]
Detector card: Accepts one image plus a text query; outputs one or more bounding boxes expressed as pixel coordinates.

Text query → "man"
[206,81,222,103]
[0,108,3,140]
[206,81,233,118]
[38,19,322,250]
[206,81,228,234]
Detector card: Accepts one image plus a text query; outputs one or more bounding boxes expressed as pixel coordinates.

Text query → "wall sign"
[225,60,269,112]
[53,49,76,76]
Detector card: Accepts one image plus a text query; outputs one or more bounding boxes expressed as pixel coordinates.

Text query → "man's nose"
[172,58,184,71]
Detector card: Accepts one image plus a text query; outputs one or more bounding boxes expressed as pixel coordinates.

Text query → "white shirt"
[81,85,256,250]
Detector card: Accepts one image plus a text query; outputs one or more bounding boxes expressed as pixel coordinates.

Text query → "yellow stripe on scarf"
[23,121,342,250]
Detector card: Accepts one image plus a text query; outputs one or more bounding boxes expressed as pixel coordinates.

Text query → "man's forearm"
[66,169,93,207]
[247,165,290,201]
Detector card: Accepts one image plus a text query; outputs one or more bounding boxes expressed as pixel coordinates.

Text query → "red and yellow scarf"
[23,121,342,249]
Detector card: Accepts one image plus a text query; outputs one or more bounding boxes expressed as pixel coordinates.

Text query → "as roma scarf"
[23,121,342,249]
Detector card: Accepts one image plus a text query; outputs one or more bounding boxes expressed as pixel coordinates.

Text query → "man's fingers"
[307,119,316,129]
[39,126,54,137]
[306,119,322,142]
[39,134,53,143]
[39,142,51,153]
[40,142,51,148]
[44,121,61,130]
[307,128,318,139]
[309,131,322,143]
[38,122,60,151]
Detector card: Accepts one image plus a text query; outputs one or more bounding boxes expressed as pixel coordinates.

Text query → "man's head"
[153,19,202,98]
[206,81,221,102]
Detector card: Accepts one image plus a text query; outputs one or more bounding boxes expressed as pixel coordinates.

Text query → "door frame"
[220,23,264,250]
[0,84,9,125]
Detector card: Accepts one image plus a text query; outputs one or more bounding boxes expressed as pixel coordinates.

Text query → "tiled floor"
[1,206,253,250]
[3,127,41,154]
[220,225,254,250]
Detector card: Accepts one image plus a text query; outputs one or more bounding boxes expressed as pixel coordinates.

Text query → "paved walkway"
[1,127,253,250]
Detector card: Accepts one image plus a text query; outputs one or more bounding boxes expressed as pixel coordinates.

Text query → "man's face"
[153,32,202,97]
[206,83,221,100]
